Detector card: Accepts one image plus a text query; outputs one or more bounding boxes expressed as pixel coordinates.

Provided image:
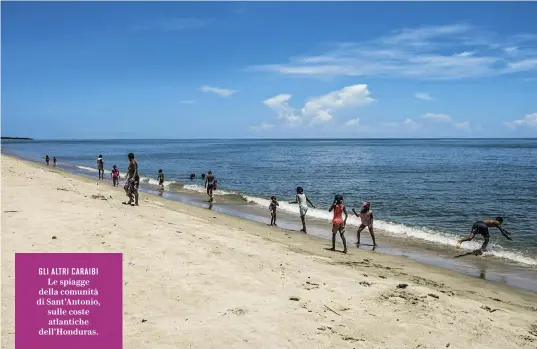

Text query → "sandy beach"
[2,154,537,348]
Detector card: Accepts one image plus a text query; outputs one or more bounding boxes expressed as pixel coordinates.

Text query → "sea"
[2,138,537,292]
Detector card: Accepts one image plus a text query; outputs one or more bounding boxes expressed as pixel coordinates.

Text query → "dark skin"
[125,158,139,206]
[352,208,377,247]
[205,173,215,202]
[269,198,279,226]
[288,192,315,233]
[457,218,513,252]
[329,201,348,253]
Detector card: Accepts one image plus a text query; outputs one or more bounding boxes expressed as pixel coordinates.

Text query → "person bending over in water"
[111,165,120,187]
[329,195,348,253]
[205,171,215,202]
[97,155,104,180]
[269,196,279,226]
[352,201,377,247]
[288,187,316,233]
[456,217,512,254]
[123,152,139,206]
[157,169,165,190]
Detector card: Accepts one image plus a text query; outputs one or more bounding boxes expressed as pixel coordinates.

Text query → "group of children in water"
[270,186,376,253]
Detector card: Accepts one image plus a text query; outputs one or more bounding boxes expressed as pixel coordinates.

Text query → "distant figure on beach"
[123,152,139,206]
[157,169,165,190]
[269,196,279,226]
[111,165,120,187]
[52,157,56,167]
[456,217,512,254]
[205,171,215,202]
[190,173,196,180]
[352,201,377,247]
[201,173,206,179]
[45,155,50,166]
[329,195,348,253]
[288,186,315,233]
[97,155,104,180]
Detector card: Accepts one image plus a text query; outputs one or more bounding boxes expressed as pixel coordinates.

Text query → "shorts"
[299,206,308,216]
[207,184,214,190]
[332,223,345,233]
[159,180,164,186]
[471,222,490,238]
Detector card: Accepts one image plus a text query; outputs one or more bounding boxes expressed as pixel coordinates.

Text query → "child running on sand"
[111,165,120,187]
[157,169,165,190]
[352,201,377,247]
[329,195,348,253]
[456,217,513,254]
[269,196,279,226]
[289,187,316,233]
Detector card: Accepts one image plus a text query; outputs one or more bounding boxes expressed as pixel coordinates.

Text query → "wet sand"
[2,154,537,348]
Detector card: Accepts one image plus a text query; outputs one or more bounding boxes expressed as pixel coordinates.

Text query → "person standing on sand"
[97,155,104,180]
[288,186,316,233]
[205,171,215,202]
[45,155,50,166]
[269,196,279,226]
[329,195,348,253]
[157,169,165,190]
[111,165,120,187]
[352,201,377,247]
[123,152,139,206]
[456,217,513,254]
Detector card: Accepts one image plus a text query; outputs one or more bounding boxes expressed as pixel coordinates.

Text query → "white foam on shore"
[244,195,537,267]
[183,184,239,196]
[76,166,177,188]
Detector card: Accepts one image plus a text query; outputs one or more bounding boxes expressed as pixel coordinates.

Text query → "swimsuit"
[207,177,214,190]
[332,205,344,225]
[297,193,308,216]
[359,210,373,226]
[471,221,490,238]
[158,173,164,185]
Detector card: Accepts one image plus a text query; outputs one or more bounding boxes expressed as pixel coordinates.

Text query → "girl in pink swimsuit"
[328,195,348,253]
[352,201,377,247]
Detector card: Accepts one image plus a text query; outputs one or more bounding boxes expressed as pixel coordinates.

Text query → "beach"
[2,154,537,348]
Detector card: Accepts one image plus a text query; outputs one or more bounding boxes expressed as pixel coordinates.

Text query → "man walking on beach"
[205,171,215,202]
[456,217,513,254]
[123,152,140,206]
[97,155,104,180]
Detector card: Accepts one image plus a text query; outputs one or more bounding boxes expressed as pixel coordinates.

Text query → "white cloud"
[301,84,374,124]
[179,100,195,104]
[422,113,452,122]
[247,23,537,80]
[453,121,471,132]
[504,47,518,54]
[344,118,360,127]
[263,94,301,125]
[198,85,236,97]
[414,92,435,101]
[504,112,537,129]
[263,84,374,126]
[404,118,422,131]
[250,122,274,132]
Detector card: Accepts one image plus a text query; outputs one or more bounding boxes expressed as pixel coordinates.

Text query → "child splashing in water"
[352,201,377,247]
[329,195,348,253]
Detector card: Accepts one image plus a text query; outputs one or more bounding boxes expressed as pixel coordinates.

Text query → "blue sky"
[2,1,537,139]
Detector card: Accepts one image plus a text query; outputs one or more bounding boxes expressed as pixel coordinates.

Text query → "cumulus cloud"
[422,113,452,122]
[344,118,360,127]
[247,23,537,80]
[198,85,237,97]
[504,112,537,129]
[414,92,435,101]
[263,84,374,126]
[404,118,422,131]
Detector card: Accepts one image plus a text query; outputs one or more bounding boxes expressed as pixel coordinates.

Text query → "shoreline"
[3,152,537,293]
[2,154,537,348]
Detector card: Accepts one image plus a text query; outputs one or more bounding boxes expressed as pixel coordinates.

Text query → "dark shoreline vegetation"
[1,137,34,140]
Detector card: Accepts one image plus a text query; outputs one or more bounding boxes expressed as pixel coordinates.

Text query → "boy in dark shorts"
[157,169,165,190]
[205,171,215,202]
[457,217,513,253]
[269,196,279,226]
[111,165,120,187]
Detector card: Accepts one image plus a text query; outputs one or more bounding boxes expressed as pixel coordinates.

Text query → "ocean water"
[3,139,537,269]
